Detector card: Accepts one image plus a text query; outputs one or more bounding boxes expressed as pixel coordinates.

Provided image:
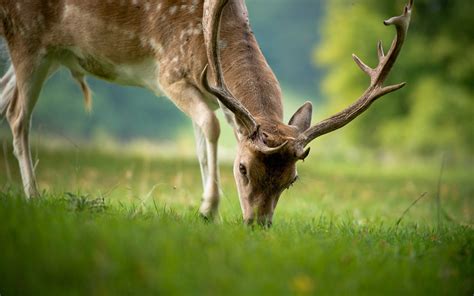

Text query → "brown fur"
[0,0,282,116]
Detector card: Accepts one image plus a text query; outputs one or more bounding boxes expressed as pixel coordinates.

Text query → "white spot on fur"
[149,39,164,55]
[63,4,73,20]
[16,3,21,11]
[178,23,196,40]
[132,0,138,5]
[156,3,162,11]
[144,2,151,11]
[188,5,197,14]
[140,37,149,48]
[169,6,177,15]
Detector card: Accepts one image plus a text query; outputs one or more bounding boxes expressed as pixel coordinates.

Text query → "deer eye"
[239,164,247,175]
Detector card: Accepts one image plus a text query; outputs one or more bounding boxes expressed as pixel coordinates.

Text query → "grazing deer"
[0,0,413,225]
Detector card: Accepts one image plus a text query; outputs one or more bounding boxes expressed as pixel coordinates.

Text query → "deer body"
[0,0,413,225]
[1,1,279,102]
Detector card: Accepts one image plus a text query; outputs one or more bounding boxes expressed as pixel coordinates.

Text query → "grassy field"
[0,144,473,295]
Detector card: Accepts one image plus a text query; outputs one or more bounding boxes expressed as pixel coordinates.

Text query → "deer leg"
[194,120,220,219]
[193,122,209,189]
[163,81,221,218]
[5,57,53,198]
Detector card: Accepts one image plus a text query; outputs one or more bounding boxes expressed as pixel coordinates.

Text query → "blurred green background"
[1,0,472,161]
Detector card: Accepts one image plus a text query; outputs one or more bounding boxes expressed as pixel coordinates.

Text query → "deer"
[0,0,413,226]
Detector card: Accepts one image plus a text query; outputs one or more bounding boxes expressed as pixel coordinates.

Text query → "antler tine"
[377,40,385,61]
[202,0,259,136]
[298,0,413,146]
[352,53,373,78]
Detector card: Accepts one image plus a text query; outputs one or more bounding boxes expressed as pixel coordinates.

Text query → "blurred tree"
[247,0,324,97]
[315,0,473,156]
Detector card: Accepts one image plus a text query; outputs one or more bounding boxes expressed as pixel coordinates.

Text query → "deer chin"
[239,193,280,227]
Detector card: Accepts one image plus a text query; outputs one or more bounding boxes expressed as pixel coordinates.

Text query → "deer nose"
[257,216,273,228]
[243,217,272,228]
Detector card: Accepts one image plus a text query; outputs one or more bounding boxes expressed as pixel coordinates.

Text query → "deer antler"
[201,0,259,137]
[298,0,413,146]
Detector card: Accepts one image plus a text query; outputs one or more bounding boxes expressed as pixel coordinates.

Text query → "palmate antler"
[297,0,414,147]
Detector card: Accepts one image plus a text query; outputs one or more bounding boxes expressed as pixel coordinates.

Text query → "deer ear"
[288,101,312,132]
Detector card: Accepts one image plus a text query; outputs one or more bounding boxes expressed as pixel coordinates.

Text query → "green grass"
[0,146,473,295]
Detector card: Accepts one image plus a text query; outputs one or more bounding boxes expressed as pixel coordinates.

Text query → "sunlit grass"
[0,145,472,294]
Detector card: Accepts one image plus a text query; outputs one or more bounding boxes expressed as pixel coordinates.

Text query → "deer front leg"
[163,80,221,219]
[194,122,209,191]
[193,120,221,219]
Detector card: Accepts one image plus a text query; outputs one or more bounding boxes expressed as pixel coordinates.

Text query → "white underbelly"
[53,47,164,96]
[111,59,163,95]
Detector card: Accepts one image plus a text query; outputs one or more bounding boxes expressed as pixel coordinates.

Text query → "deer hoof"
[199,200,219,221]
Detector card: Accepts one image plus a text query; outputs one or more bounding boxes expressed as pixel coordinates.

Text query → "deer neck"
[221,47,283,123]
[217,1,284,123]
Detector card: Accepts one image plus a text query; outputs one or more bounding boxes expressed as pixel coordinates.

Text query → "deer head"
[230,112,312,226]
[202,0,413,226]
